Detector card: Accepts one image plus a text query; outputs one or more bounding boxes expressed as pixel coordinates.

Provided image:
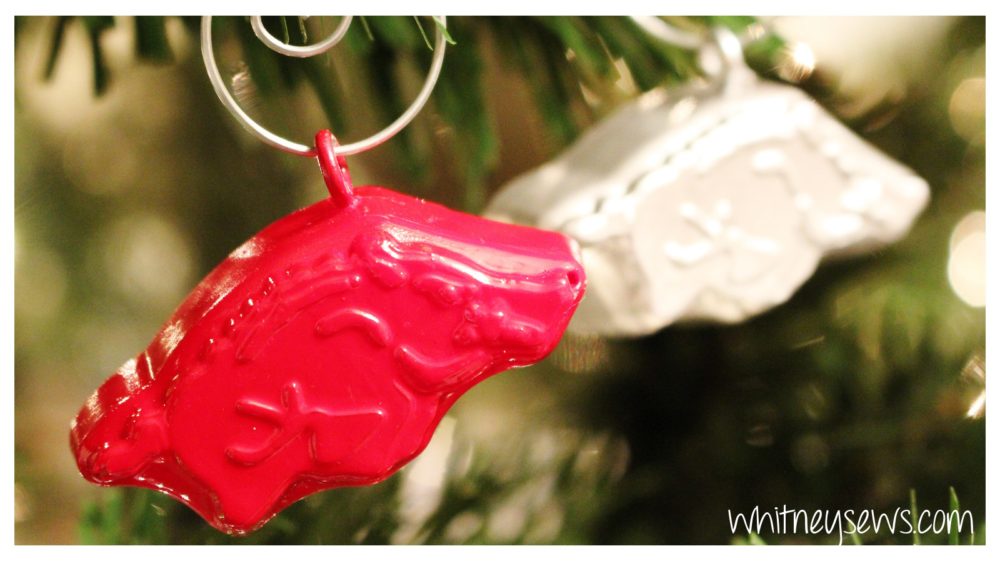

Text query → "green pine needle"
[414,16,457,50]
[134,16,173,63]
[414,16,432,50]
[279,16,290,44]
[358,16,374,41]
[846,520,863,545]
[434,17,457,45]
[42,16,70,79]
[297,16,308,44]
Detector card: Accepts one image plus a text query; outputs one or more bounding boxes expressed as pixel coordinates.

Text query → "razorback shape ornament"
[70,131,586,535]
[486,47,929,336]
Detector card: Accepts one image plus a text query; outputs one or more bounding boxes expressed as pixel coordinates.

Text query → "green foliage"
[134,16,173,62]
[948,486,960,545]
[910,489,921,545]
[78,428,628,544]
[31,16,781,211]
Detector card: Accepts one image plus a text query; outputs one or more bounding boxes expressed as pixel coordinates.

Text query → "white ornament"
[485,40,929,337]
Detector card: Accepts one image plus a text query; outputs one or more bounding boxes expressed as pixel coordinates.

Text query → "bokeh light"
[95,212,195,310]
[777,42,816,83]
[948,77,985,144]
[947,210,985,308]
[14,246,68,325]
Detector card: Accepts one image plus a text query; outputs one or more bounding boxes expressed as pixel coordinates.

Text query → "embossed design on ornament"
[226,381,385,467]
[661,198,782,284]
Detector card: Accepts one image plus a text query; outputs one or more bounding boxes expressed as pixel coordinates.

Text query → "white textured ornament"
[486,47,929,337]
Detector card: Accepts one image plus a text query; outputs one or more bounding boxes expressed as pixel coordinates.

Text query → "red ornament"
[70,131,586,535]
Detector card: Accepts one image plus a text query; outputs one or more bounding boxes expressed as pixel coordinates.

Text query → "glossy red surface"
[70,131,586,535]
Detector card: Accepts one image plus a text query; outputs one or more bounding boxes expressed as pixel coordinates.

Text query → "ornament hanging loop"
[315,130,355,208]
[201,16,447,158]
[700,26,758,92]
[250,16,353,58]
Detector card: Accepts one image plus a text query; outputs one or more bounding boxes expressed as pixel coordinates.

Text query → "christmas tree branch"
[26,16,781,209]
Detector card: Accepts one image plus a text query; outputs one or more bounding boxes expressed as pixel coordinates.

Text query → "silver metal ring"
[201,16,448,157]
[250,16,353,58]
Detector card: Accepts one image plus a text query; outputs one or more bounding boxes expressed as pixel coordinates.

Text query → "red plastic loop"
[315,130,355,208]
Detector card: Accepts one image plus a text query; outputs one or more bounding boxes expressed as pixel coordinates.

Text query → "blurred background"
[13,16,985,544]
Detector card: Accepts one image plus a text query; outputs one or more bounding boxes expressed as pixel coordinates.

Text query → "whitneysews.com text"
[727,505,974,545]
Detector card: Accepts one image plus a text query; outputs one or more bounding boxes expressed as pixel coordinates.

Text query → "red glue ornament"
[71,130,586,535]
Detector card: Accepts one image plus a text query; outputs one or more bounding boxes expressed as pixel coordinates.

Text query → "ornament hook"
[315,130,355,208]
[700,26,759,92]
[630,17,769,85]
[250,16,353,58]
[201,16,447,158]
